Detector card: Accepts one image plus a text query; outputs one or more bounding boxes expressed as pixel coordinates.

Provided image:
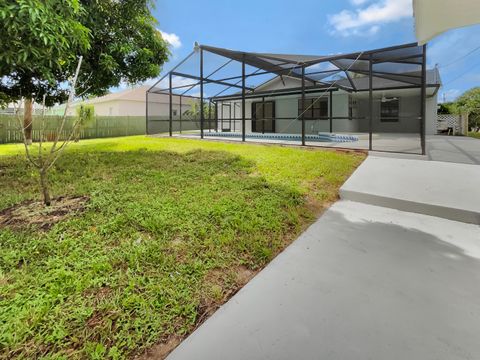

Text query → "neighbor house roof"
[83,86,151,104]
[72,85,185,107]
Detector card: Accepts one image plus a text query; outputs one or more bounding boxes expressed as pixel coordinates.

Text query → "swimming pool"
[203,132,359,143]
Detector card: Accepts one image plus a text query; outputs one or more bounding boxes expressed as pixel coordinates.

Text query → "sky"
[150,0,480,103]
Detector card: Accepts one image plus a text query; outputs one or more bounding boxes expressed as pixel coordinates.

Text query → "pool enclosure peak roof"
[199,44,331,67]
[198,42,423,67]
[148,42,428,98]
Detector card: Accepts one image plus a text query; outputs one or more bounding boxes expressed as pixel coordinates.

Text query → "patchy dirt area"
[135,336,184,360]
[0,196,89,230]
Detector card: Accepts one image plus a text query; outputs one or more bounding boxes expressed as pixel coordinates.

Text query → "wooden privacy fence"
[0,115,146,144]
[147,115,216,134]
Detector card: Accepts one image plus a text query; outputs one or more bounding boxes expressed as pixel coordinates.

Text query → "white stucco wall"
[220,75,439,135]
[425,95,437,135]
[223,92,357,134]
[355,93,437,134]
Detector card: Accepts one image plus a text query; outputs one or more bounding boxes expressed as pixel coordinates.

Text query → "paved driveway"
[427,135,480,164]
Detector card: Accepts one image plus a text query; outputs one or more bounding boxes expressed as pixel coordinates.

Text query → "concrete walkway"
[167,201,480,360]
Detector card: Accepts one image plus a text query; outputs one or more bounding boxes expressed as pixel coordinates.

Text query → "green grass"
[468,131,480,139]
[0,136,364,359]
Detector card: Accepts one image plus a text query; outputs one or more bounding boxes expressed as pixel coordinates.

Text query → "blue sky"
[151,0,480,103]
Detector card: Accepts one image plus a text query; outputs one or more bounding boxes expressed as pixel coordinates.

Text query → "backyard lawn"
[0,136,364,359]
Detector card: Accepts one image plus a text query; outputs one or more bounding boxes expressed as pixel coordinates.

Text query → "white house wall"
[226,92,355,134]
[118,101,146,116]
[355,92,437,135]
[139,101,191,119]
[220,75,439,135]
[425,95,437,135]
[223,91,437,135]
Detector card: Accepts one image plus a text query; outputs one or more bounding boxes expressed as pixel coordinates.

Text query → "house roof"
[211,68,441,101]
[333,67,441,91]
[84,86,150,104]
[255,68,440,91]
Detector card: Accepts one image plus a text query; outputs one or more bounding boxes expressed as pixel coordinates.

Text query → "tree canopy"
[455,87,480,129]
[456,87,480,115]
[0,0,90,106]
[437,102,455,114]
[0,0,169,106]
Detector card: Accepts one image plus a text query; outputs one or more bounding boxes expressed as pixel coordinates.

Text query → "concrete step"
[340,156,480,225]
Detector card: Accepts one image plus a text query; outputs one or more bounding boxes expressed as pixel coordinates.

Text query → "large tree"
[0,0,169,142]
[0,0,90,142]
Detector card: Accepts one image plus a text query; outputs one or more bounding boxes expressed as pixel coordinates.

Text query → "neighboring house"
[50,85,192,117]
[213,69,440,136]
[0,105,17,115]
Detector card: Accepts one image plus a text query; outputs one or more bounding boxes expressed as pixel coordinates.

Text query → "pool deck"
[162,132,422,154]
[155,133,480,165]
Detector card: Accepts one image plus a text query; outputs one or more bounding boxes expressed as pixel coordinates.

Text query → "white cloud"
[159,30,182,49]
[329,0,412,36]
[350,0,370,5]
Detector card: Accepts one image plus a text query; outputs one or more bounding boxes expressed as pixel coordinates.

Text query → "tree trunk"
[24,98,33,145]
[40,169,51,206]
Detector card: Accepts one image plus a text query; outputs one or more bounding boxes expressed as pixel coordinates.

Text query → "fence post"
[0,116,5,144]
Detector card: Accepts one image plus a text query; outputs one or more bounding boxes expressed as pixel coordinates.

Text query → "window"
[380,99,399,122]
[298,97,328,120]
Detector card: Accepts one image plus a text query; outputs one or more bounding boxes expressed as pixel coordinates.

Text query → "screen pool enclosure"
[146,42,433,154]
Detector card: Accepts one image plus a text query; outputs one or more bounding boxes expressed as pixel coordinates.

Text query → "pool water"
[203,132,359,143]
